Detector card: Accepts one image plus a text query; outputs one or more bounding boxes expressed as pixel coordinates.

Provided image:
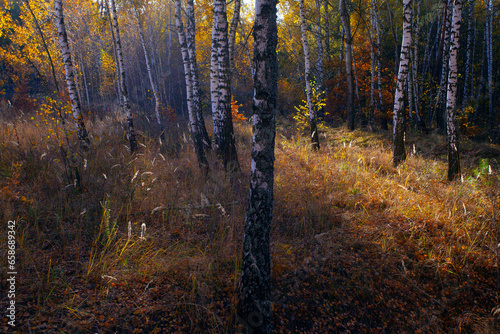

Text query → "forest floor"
[1,111,500,333]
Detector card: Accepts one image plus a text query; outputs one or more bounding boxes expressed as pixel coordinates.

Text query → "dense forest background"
[1,0,500,333]
[0,0,497,131]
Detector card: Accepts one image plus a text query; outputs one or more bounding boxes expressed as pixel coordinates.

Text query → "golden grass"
[0,112,499,333]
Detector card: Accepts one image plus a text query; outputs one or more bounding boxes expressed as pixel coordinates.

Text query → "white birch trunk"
[436,0,453,131]
[213,0,240,171]
[446,0,463,180]
[55,0,90,150]
[109,0,136,153]
[174,0,209,173]
[186,0,211,151]
[300,0,320,150]
[393,0,413,166]
[239,1,278,332]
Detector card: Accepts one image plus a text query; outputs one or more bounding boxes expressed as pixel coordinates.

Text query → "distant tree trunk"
[239,1,278,332]
[241,20,255,82]
[80,56,90,107]
[446,0,463,181]
[210,7,220,119]
[228,0,241,74]
[212,0,240,172]
[393,0,413,167]
[386,0,400,74]
[300,0,320,150]
[55,0,90,150]
[339,0,355,130]
[408,56,414,124]
[412,1,427,133]
[462,0,474,107]
[435,0,452,132]
[369,0,377,131]
[373,1,387,130]
[109,0,137,153]
[314,0,324,91]
[167,8,173,104]
[131,0,164,140]
[174,0,209,174]
[285,25,305,85]
[186,0,211,152]
[434,0,450,78]
[324,0,331,62]
[352,47,363,125]
[408,0,417,125]
[105,1,121,106]
[486,0,493,122]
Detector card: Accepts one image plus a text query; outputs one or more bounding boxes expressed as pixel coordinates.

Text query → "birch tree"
[300,0,320,150]
[446,0,463,181]
[109,0,137,153]
[228,0,241,74]
[186,0,211,152]
[130,0,163,140]
[435,0,452,132]
[339,0,355,130]
[239,0,278,332]
[174,0,209,173]
[393,0,413,167]
[212,0,240,171]
[55,0,90,150]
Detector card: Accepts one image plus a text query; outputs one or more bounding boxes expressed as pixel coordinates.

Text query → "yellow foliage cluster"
[33,97,73,142]
[293,81,327,134]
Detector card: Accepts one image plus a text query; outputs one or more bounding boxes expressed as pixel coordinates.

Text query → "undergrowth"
[1,111,499,333]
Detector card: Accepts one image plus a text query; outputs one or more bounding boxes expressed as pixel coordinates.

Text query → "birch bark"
[186,0,211,151]
[393,0,413,166]
[300,0,320,150]
[435,0,452,132]
[212,0,240,171]
[109,0,137,153]
[55,0,90,150]
[174,0,209,174]
[446,0,463,180]
[239,1,278,332]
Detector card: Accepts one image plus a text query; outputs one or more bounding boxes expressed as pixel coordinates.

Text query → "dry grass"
[0,109,499,333]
